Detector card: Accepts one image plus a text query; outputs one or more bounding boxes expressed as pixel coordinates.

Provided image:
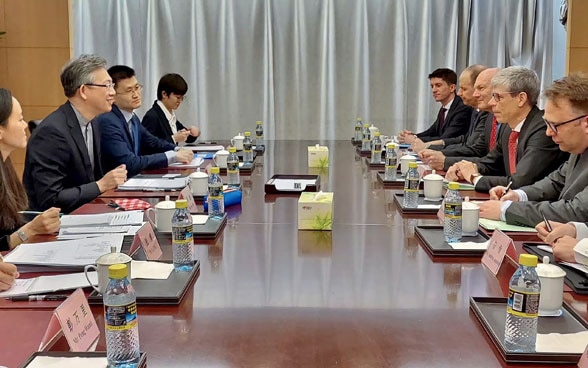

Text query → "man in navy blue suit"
[97,65,193,177]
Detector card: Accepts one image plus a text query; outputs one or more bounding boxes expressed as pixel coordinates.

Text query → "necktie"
[130,116,139,154]
[84,122,95,170]
[508,131,519,174]
[438,107,447,128]
[489,117,498,150]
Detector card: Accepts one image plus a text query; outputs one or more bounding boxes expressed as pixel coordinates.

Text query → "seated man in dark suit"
[446,66,567,193]
[412,64,487,152]
[419,68,502,170]
[96,66,194,177]
[479,73,588,227]
[24,55,127,213]
[398,68,473,143]
[142,73,200,145]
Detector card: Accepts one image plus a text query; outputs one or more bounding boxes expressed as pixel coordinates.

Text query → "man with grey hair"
[445,66,567,193]
[24,54,128,213]
[480,72,588,227]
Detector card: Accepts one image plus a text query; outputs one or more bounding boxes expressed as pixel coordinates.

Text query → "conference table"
[3,140,588,368]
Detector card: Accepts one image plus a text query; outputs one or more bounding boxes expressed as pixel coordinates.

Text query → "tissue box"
[298,191,334,230]
[308,145,329,168]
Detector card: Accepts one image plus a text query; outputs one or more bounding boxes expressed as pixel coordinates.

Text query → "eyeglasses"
[544,114,588,134]
[171,93,187,102]
[85,83,115,90]
[490,91,517,103]
[117,84,143,95]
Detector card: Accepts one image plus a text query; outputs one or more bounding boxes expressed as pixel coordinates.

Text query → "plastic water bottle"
[384,143,397,180]
[104,264,140,367]
[207,166,225,216]
[361,123,371,151]
[370,132,382,164]
[243,131,253,163]
[255,120,264,148]
[443,182,462,242]
[403,161,419,208]
[226,146,240,187]
[354,118,363,141]
[172,199,194,272]
[505,254,541,352]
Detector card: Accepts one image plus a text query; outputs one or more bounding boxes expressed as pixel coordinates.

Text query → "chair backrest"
[28,120,41,134]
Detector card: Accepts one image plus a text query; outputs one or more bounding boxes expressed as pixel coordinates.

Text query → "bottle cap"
[256,121,262,125]
[447,182,460,190]
[108,263,128,279]
[386,142,396,149]
[357,117,362,121]
[229,146,236,153]
[210,166,220,174]
[244,131,251,136]
[175,199,188,209]
[364,123,369,128]
[519,254,538,267]
[374,132,381,136]
[408,162,418,168]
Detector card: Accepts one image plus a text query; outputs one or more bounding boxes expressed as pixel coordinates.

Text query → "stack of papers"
[168,157,204,168]
[478,218,537,232]
[118,177,189,191]
[0,272,98,297]
[184,144,225,152]
[3,235,124,267]
[58,212,145,240]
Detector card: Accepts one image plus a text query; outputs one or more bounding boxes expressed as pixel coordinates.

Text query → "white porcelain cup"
[400,155,417,175]
[423,170,444,200]
[213,149,230,168]
[146,199,176,233]
[462,201,480,236]
[368,125,379,137]
[189,170,209,196]
[84,252,132,294]
[536,256,566,315]
[231,134,244,150]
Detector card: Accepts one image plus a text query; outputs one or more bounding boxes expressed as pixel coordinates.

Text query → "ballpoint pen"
[541,210,553,232]
[9,294,69,302]
[18,210,64,217]
[499,181,513,199]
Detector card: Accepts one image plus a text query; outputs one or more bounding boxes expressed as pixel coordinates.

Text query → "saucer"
[424,197,442,202]
[539,308,563,317]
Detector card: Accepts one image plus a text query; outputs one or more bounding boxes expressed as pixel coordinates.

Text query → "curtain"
[73,0,554,141]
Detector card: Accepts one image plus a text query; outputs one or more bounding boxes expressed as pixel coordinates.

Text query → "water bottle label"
[404,178,419,192]
[385,165,397,170]
[444,203,462,219]
[507,288,540,318]
[172,225,193,244]
[105,302,138,331]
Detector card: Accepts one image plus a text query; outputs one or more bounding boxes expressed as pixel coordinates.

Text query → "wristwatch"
[16,229,28,242]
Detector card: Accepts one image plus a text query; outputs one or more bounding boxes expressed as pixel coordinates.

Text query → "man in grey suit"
[479,73,588,227]
[445,66,567,193]
[24,55,128,213]
[419,68,500,170]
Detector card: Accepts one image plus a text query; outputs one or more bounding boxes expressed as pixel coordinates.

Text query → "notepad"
[184,145,225,152]
[478,218,537,232]
[0,272,98,297]
[117,177,189,191]
[443,180,475,191]
[168,157,204,168]
[60,211,144,227]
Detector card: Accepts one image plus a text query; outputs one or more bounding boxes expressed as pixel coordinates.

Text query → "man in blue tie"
[97,65,194,177]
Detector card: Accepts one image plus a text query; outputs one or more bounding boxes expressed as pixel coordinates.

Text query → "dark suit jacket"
[437,110,480,147]
[505,153,588,227]
[473,106,568,192]
[97,105,176,177]
[23,102,103,213]
[142,101,197,145]
[443,113,498,170]
[416,95,473,142]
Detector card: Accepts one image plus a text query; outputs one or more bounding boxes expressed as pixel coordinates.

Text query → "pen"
[9,294,68,302]
[18,210,63,217]
[499,181,513,199]
[541,210,553,232]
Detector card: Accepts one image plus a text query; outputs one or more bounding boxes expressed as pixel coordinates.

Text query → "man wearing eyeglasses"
[142,73,200,145]
[445,66,566,193]
[96,65,194,177]
[23,54,128,213]
[478,73,588,227]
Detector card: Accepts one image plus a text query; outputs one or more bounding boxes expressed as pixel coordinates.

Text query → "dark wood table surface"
[3,140,587,368]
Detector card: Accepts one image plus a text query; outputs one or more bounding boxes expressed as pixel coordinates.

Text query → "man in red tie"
[445,66,568,193]
[397,68,472,143]
[418,67,500,170]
